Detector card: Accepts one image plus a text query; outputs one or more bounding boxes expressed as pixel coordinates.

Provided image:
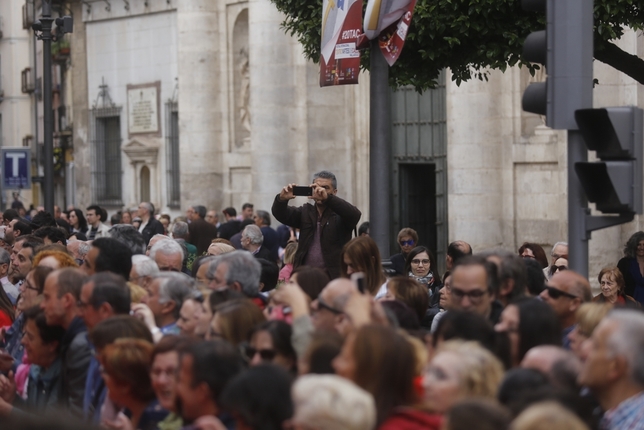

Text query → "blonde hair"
[575,302,612,337]
[128,282,148,304]
[208,242,235,256]
[436,340,504,398]
[292,375,376,430]
[283,242,298,265]
[510,401,589,430]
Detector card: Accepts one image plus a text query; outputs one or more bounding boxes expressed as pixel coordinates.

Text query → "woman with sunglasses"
[547,257,568,279]
[245,320,297,373]
[390,228,419,276]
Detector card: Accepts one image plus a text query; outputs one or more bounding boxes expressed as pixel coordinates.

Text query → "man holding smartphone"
[272,170,361,279]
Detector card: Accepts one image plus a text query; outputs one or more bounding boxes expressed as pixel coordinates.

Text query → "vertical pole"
[568,129,588,276]
[41,1,54,214]
[369,40,391,258]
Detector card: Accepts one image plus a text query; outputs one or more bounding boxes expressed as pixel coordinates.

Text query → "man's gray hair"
[131,254,160,278]
[172,221,189,240]
[76,241,91,259]
[207,250,261,296]
[256,210,271,227]
[243,225,264,246]
[312,170,337,190]
[0,248,9,266]
[156,272,195,320]
[150,239,186,260]
[109,224,146,255]
[605,309,644,387]
[551,241,568,257]
[140,202,155,216]
[193,205,207,219]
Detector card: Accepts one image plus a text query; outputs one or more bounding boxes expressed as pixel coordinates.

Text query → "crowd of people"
[0,169,642,430]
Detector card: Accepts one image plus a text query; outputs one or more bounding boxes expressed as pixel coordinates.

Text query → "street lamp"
[31,0,72,214]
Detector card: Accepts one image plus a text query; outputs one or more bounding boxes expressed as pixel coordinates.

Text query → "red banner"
[378,0,416,66]
[320,0,363,86]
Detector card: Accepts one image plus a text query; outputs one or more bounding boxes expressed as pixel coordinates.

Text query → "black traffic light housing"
[575,107,643,214]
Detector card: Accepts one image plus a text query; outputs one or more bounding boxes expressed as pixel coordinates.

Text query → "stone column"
[177,0,224,210]
[247,0,309,213]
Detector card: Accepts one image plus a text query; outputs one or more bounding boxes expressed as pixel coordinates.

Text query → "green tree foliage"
[270,0,644,92]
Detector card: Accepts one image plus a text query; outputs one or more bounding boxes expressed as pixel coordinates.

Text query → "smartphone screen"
[292,186,313,196]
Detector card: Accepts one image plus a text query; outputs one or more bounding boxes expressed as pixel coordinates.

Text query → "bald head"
[311,279,357,332]
[521,345,582,391]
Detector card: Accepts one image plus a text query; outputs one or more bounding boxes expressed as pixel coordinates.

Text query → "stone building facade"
[13,0,642,281]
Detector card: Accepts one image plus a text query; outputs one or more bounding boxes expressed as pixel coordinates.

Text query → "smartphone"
[292,185,313,196]
[351,272,366,294]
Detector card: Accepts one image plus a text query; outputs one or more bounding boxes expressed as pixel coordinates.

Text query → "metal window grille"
[165,101,180,208]
[90,106,123,206]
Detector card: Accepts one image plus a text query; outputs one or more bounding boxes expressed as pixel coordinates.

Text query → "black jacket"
[141,217,165,246]
[218,219,242,241]
[272,194,361,279]
[60,316,91,418]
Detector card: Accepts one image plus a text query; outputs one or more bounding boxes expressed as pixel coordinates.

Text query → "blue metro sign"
[2,148,31,189]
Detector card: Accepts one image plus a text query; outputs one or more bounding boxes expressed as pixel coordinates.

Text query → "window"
[165,101,180,208]
[90,107,122,205]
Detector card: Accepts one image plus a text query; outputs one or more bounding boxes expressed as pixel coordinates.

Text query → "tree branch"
[594,40,644,85]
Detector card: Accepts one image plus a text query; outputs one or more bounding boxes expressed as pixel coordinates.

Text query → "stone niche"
[122,137,160,206]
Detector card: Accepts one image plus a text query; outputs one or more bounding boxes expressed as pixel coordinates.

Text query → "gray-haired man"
[272,170,361,279]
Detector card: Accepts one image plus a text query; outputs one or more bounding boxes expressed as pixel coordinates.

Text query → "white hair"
[292,375,376,430]
[605,309,644,386]
[131,254,160,278]
[243,224,263,245]
[149,238,185,260]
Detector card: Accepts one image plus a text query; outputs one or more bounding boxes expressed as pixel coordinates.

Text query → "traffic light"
[521,0,593,130]
[574,107,644,214]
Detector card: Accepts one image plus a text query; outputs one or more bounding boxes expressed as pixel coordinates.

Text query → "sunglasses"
[545,286,577,300]
[244,345,276,362]
[400,240,415,246]
[550,265,567,273]
[315,297,343,315]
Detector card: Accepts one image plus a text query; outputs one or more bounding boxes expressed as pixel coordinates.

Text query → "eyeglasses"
[550,265,567,273]
[411,259,430,266]
[23,280,39,292]
[449,286,489,303]
[314,297,343,315]
[400,240,414,246]
[545,286,578,300]
[243,344,277,362]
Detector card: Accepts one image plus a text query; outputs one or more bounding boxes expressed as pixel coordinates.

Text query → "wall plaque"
[127,82,161,136]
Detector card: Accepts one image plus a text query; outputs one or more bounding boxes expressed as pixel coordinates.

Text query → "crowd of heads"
[0,199,643,430]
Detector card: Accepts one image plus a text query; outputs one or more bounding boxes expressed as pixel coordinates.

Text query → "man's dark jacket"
[60,316,91,418]
[218,219,242,240]
[272,194,361,279]
[141,217,165,246]
[189,217,218,255]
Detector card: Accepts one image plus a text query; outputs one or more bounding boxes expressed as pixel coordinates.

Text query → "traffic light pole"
[369,39,391,258]
[568,130,588,275]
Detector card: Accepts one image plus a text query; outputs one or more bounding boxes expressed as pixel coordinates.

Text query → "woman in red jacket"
[0,288,14,328]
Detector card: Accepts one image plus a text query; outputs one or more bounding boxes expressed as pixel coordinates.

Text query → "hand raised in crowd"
[311,183,329,202]
[0,371,16,405]
[279,184,297,202]
[271,281,310,319]
[0,351,13,374]
[339,290,389,336]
